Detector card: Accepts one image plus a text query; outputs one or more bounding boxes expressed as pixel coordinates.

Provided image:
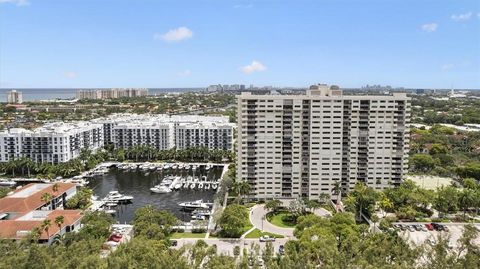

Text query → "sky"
[0,0,479,89]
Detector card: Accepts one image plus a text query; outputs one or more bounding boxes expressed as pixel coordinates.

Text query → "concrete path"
[240,226,256,239]
[249,205,295,237]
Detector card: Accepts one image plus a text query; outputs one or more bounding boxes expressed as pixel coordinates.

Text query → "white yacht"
[150,184,172,193]
[190,183,196,189]
[179,199,212,211]
[174,183,182,190]
[104,191,133,203]
[204,183,210,190]
[198,182,204,189]
[212,183,218,190]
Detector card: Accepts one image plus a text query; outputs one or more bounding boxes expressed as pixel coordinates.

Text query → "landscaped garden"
[266,211,297,228]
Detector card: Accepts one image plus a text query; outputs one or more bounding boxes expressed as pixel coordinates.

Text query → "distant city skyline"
[1,0,479,89]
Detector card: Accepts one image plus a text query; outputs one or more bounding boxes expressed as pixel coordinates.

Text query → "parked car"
[419,225,428,232]
[425,223,434,231]
[408,225,416,232]
[259,235,276,242]
[279,245,285,255]
[414,225,422,231]
[442,225,449,232]
[399,224,407,231]
[170,240,178,247]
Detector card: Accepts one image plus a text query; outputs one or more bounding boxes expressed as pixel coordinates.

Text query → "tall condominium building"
[6,90,23,104]
[237,84,410,200]
[76,88,148,100]
[0,122,104,163]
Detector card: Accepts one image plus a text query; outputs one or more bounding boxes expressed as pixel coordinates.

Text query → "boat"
[201,176,207,181]
[150,184,172,193]
[204,183,210,190]
[212,183,218,190]
[205,164,211,171]
[174,183,182,190]
[183,182,189,188]
[198,182,204,189]
[102,206,116,215]
[104,191,133,203]
[0,180,16,187]
[191,214,206,220]
[192,209,212,216]
[179,200,211,211]
[190,183,196,189]
[105,202,118,207]
[68,178,89,187]
[171,164,178,170]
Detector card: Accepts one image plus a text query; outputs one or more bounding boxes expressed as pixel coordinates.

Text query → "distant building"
[0,182,82,245]
[6,90,23,104]
[76,88,148,100]
[237,84,410,200]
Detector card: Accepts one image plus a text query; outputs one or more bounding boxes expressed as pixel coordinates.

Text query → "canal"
[88,165,222,223]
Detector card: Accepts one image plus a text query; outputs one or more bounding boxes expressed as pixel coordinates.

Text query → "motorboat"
[104,191,133,203]
[198,182,204,189]
[192,209,212,217]
[179,200,211,211]
[174,183,182,190]
[190,183,196,189]
[150,184,172,193]
[205,164,211,171]
[201,176,207,181]
[183,182,190,188]
[212,183,218,190]
[204,183,210,190]
[0,180,16,187]
[191,214,206,220]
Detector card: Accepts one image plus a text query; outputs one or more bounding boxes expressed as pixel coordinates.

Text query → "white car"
[259,235,276,242]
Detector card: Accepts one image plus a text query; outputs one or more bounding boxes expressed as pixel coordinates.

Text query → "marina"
[87,163,224,223]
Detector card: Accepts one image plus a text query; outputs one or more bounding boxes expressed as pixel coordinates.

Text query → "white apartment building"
[6,90,23,104]
[0,122,104,163]
[76,88,148,100]
[93,114,235,151]
[237,84,410,200]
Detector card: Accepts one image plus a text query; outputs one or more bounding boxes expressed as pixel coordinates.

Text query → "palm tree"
[332,181,342,203]
[54,215,65,232]
[238,181,251,203]
[40,192,53,209]
[52,183,59,194]
[41,219,52,240]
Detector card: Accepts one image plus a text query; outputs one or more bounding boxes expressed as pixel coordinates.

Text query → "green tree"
[264,199,282,213]
[218,204,249,238]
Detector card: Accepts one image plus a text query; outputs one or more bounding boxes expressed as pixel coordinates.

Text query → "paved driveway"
[249,205,295,237]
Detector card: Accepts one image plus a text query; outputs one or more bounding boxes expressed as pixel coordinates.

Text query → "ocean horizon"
[0,88,204,102]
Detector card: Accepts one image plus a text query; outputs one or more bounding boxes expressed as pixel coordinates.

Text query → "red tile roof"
[0,183,76,216]
[0,210,82,240]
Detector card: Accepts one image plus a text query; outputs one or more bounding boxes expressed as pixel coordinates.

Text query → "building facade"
[0,122,104,163]
[94,114,234,151]
[76,88,148,100]
[237,84,410,200]
[6,90,23,104]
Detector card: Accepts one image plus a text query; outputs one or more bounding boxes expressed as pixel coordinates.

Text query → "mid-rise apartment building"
[237,84,410,200]
[0,114,234,164]
[0,122,104,163]
[6,90,23,104]
[76,88,148,100]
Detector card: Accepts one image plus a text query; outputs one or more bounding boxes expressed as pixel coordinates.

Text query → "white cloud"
[421,23,438,32]
[64,71,77,79]
[241,60,267,74]
[233,4,253,8]
[154,27,193,42]
[451,12,472,22]
[0,0,29,6]
[177,69,192,77]
[441,64,454,71]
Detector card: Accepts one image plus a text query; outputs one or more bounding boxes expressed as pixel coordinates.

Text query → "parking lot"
[393,223,480,248]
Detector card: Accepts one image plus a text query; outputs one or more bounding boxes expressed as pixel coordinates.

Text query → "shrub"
[192,228,206,233]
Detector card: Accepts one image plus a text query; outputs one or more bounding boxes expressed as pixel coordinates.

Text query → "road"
[248,204,332,238]
[174,238,289,256]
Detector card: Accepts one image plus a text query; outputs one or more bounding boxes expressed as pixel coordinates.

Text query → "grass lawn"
[170,232,207,239]
[268,212,297,228]
[244,228,285,239]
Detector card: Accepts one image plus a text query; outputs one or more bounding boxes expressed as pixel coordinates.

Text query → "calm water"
[88,166,221,223]
[0,88,203,102]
